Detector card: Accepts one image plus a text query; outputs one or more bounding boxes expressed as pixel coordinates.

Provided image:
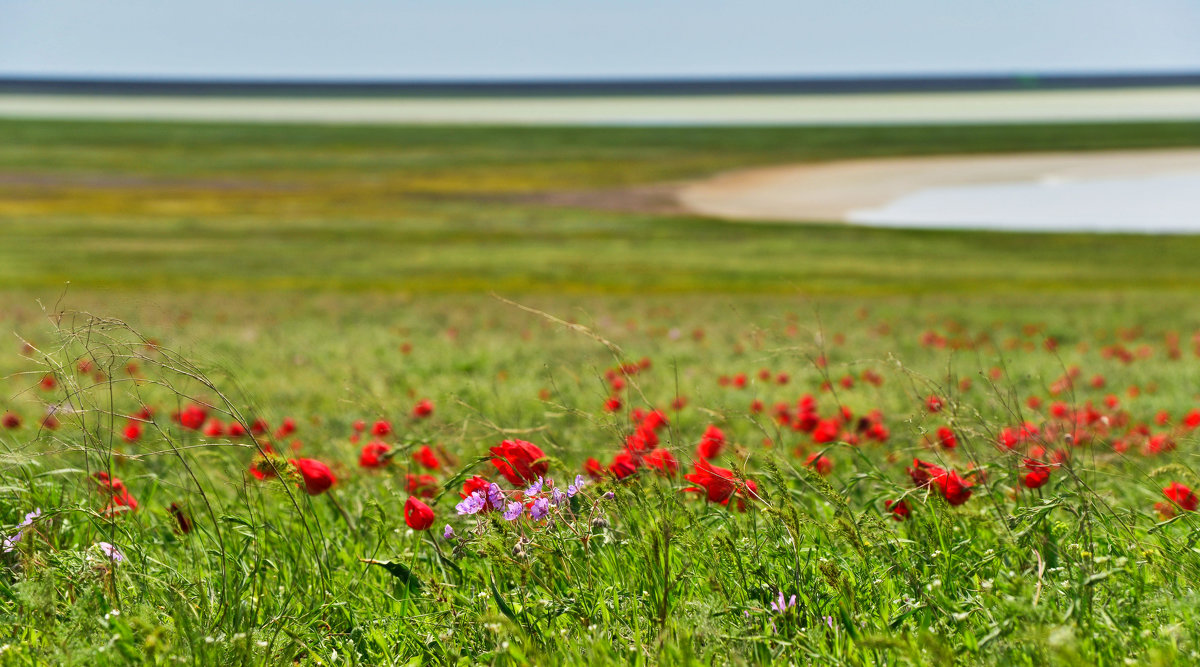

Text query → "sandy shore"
[677,149,1200,224]
[1,88,1200,125]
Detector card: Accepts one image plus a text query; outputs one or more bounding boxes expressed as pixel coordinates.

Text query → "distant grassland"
[3,119,1200,295]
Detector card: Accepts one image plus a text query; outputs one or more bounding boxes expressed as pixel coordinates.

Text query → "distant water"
[847,172,1200,233]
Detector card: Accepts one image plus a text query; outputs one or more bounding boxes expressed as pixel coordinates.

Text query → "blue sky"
[2,0,1199,80]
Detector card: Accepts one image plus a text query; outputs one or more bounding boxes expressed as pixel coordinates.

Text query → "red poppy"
[1022,468,1050,489]
[936,426,957,450]
[696,425,726,460]
[371,420,392,437]
[413,445,441,470]
[228,421,247,438]
[749,399,764,414]
[405,473,438,498]
[39,375,56,391]
[908,458,946,488]
[925,395,944,412]
[250,418,269,435]
[1158,481,1199,517]
[805,453,833,476]
[933,470,973,506]
[289,458,335,495]
[584,457,605,481]
[604,397,622,412]
[122,421,142,443]
[2,412,21,429]
[274,417,297,439]
[489,439,548,486]
[93,471,138,512]
[643,448,679,477]
[359,441,391,468]
[169,502,192,534]
[177,404,207,431]
[412,399,434,419]
[811,418,840,444]
[404,496,435,531]
[203,419,225,437]
[884,499,910,521]
[461,475,491,499]
[683,460,737,503]
[609,450,640,479]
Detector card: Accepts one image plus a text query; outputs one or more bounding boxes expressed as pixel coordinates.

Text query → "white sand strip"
[1,88,1200,125]
[677,149,1200,231]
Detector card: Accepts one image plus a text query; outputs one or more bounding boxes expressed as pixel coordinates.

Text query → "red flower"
[122,420,142,443]
[203,419,225,437]
[39,375,56,391]
[609,450,640,479]
[406,473,439,498]
[696,424,726,460]
[93,472,138,512]
[275,417,297,439]
[1159,481,1199,517]
[683,460,737,503]
[289,458,335,495]
[936,426,957,450]
[359,441,391,468]
[604,396,622,412]
[371,420,392,437]
[583,457,605,481]
[250,418,269,435]
[908,458,946,488]
[884,499,910,521]
[352,419,366,433]
[643,448,679,477]
[412,399,434,419]
[2,412,20,429]
[461,475,491,499]
[925,395,944,412]
[177,404,207,431]
[228,421,247,437]
[811,418,840,444]
[489,439,548,485]
[933,470,973,506]
[641,409,669,431]
[1022,468,1050,489]
[805,453,833,476]
[404,496,435,531]
[169,502,192,534]
[412,444,441,470]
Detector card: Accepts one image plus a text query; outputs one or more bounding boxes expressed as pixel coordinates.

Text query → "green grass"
[3,119,1200,295]
[3,120,1200,665]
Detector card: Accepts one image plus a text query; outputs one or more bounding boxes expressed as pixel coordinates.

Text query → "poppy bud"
[404,496,435,531]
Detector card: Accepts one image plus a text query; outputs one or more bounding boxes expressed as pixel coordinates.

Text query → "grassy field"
[3,119,1200,665]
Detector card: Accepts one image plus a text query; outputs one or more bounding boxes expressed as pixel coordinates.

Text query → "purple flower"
[455,492,486,515]
[96,542,125,564]
[770,591,797,613]
[602,491,615,501]
[530,497,550,520]
[525,477,544,498]
[503,501,524,521]
[443,524,455,540]
[487,483,505,509]
[550,487,566,506]
[567,475,586,497]
[2,508,41,553]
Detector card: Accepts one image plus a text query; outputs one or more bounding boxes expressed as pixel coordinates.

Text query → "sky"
[2,1,1200,81]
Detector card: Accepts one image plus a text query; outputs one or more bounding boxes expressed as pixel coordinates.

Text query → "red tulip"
[404,496,435,531]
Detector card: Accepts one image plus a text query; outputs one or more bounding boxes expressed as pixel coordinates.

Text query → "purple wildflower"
[455,492,486,515]
[96,542,125,564]
[530,497,550,520]
[550,487,566,506]
[2,508,41,553]
[443,524,455,540]
[567,475,586,497]
[525,477,544,497]
[503,501,524,521]
[602,491,615,501]
[770,592,797,613]
[487,483,504,509]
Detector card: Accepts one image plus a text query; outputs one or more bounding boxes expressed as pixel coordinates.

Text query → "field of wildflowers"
[3,120,1200,665]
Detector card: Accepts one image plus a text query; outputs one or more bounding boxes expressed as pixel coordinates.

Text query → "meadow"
[3,119,1200,665]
